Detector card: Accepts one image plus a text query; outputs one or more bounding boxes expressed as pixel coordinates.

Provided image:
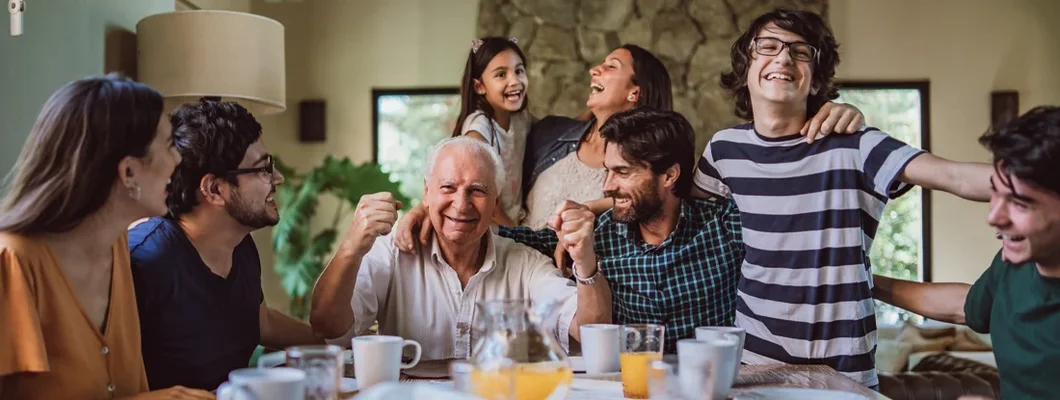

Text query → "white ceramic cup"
[579,324,621,374]
[676,336,740,400]
[696,326,745,377]
[352,335,422,389]
[216,367,306,400]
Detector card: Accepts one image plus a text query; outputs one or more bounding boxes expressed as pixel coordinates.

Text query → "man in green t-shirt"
[873,105,1060,400]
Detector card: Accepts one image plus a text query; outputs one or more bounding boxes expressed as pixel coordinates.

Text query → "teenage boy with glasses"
[691,8,994,389]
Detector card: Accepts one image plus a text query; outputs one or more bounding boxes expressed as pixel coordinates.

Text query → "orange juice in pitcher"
[470,361,573,400]
[469,299,573,400]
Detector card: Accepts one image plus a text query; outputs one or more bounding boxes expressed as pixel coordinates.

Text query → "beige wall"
[0,0,173,181]
[179,0,251,12]
[830,0,1060,284]
[252,0,1060,308]
[251,0,480,311]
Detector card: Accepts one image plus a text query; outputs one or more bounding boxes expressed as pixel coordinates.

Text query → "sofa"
[876,321,1001,400]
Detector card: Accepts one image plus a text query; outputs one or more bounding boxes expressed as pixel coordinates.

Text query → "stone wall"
[476,0,827,150]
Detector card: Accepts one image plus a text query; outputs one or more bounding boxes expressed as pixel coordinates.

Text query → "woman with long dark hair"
[0,74,210,399]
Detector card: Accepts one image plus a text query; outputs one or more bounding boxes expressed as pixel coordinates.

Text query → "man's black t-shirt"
[129,217,263,391]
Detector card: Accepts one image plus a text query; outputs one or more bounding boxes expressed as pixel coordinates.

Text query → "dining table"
[339,360,892,399]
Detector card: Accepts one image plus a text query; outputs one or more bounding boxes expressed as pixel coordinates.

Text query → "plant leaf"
[271,155,408,319]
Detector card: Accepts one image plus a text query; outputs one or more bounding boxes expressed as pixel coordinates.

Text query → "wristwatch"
[571,262,600,285]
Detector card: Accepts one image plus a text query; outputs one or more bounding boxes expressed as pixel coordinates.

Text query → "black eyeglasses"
[750,37,818,63]
[224,155,276,184]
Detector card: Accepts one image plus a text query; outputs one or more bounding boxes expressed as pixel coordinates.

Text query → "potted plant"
[271,155,409,319]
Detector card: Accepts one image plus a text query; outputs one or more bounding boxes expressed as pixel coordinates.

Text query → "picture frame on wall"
[990,90,1019,133]
[371,87,460,205]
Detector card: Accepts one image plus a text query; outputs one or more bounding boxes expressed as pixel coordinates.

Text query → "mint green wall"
[0,0,173,181]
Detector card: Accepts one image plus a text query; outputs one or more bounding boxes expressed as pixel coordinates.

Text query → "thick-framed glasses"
[224,155,276,184]
[750,37,818,63]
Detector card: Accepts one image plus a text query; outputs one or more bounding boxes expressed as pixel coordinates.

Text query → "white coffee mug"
[695,326,746,378]
[216,367,306,400]
[579,324,621,374]
[352,335,422,389]
[677,336,740,400]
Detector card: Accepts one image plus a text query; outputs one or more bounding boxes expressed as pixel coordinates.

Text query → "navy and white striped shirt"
[693,124,924,387]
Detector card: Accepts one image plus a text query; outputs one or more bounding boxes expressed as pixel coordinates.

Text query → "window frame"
[371,87,461,164]
[837,80,933,282]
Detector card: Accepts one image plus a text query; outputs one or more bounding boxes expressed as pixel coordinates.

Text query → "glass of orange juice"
[619,324,665,399]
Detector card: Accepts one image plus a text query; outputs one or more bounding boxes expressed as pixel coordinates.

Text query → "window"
[835,81,932,324]
[372,88,460,206]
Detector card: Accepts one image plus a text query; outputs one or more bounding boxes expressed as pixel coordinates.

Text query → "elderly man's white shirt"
[329,232,578,360]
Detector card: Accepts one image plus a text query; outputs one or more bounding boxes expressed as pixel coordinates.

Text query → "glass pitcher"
[468,299,573,400]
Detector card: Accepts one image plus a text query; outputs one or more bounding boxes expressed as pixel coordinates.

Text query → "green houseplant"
[271,155,409,319]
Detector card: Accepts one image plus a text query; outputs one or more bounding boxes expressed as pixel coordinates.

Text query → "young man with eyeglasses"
[128,100,322,391]
[691,9,993,389]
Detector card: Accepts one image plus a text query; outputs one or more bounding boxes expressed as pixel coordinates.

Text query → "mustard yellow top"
[0,232,149,399]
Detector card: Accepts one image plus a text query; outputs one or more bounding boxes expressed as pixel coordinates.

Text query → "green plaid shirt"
[499,198,745,353]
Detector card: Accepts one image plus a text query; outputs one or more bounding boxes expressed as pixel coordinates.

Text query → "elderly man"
[398,108,745,354]
[310,137,611,359]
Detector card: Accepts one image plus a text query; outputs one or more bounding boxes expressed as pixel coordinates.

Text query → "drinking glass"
[647,356,685,400]
[286,345,343,400]
[620,324,665,399]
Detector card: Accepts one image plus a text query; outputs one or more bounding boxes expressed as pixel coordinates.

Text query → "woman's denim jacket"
[521,115,594,203]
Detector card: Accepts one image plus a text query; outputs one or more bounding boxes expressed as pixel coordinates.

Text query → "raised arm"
[899,153,993,202]
[872,274,971,324]
[310,192,400,339]
[552,201,612,342]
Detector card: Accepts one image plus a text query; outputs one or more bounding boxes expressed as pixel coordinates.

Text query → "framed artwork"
[990,91,1019,132]
[372,88,461,205]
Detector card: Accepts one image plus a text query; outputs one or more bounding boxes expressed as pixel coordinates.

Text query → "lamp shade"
[136,10,286,115]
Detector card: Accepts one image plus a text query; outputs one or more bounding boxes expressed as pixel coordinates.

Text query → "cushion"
[896,322,957,353]
[876,339,915,373]
[950,326,993,351]
[908,320,957,339]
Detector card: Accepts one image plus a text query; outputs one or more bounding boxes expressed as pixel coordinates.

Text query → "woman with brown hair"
[0,74,211,399]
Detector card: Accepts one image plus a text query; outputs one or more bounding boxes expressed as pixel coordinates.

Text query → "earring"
[627,94,636,102]
[127,183,141,201]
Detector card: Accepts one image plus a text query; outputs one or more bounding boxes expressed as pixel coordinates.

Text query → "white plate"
[735,388,871,400]
[342,377,358,391]
[567,356,585,372]
[571,378,622,390]
[342,378,453,392]
[578,371,621,381]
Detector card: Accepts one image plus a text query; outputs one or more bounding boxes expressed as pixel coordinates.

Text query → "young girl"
[450,36,532,227]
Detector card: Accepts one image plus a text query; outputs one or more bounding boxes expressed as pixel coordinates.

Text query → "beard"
[226,188,278,230]
[606,182,664,224]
